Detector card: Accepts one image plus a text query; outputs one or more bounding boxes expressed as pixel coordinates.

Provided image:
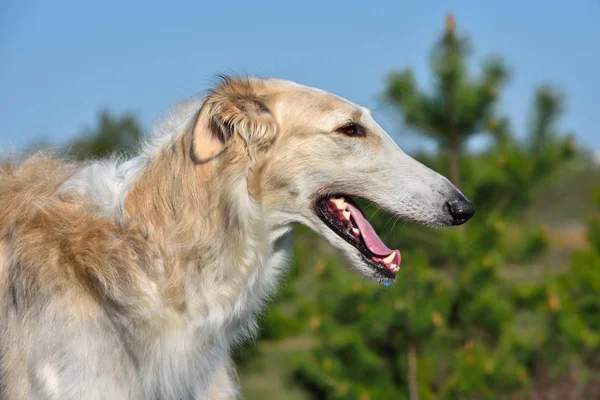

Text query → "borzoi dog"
[0,76,473,399]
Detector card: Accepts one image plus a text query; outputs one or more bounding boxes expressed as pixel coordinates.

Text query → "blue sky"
[1,0,598,154]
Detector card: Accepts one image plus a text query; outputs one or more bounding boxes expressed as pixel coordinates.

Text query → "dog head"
[190,77,474,283]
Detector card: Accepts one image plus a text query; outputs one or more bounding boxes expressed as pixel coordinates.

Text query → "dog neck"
[120,133,290,332]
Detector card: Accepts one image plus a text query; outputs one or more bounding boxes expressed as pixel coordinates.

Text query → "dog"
[0,76,473,399]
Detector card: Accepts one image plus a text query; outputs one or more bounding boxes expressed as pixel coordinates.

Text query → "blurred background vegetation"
[19,14,600,400]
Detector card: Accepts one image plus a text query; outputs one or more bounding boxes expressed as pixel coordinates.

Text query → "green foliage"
[262,14,595,400]
[65,109,143,160]
[384,14,509,186]
[588,188,600,251]
[384,24,507,147]
[284,185,599,399]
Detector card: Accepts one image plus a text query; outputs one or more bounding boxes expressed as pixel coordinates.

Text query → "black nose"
[446,197,475,225]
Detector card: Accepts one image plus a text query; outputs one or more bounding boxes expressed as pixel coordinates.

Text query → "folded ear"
[190,78,278,164]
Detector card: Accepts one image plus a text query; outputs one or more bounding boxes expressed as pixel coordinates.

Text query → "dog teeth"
[330,197,347,210]
[352,228,360,235]
[382,252,396,265]
[390,263,398,272]
[342,210,351,220]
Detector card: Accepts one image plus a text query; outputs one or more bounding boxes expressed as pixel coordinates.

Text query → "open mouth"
[315,195,401,280]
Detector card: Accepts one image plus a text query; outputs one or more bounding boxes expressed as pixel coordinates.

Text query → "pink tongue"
[346,202,397,257]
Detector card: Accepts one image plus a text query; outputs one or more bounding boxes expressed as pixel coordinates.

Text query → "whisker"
[363,203,376,213]
[368,205,383,222]
[382,215,395,230]
[391,216,401,237]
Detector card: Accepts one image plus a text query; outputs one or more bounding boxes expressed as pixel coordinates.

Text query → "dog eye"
[336,123,365,137]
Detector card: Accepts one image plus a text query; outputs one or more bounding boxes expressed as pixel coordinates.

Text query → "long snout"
[374,133,475,228]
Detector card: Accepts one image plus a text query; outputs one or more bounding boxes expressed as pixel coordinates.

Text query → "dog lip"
[361,254,397,280]
[315,197,365,249]
[314,195,399,277]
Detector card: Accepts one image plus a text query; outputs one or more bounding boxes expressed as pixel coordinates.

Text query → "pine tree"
[287,14,577,400]
[384,13,508,187]
[384,15,508,399]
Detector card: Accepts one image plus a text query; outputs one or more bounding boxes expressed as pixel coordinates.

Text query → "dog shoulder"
[0,154,162,323]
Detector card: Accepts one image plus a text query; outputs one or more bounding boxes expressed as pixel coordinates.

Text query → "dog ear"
[190,78,278,164]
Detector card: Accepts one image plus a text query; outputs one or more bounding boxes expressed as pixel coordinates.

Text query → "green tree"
[65,109,143,160]
[286,14,576,400]
[384,14,508,187]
